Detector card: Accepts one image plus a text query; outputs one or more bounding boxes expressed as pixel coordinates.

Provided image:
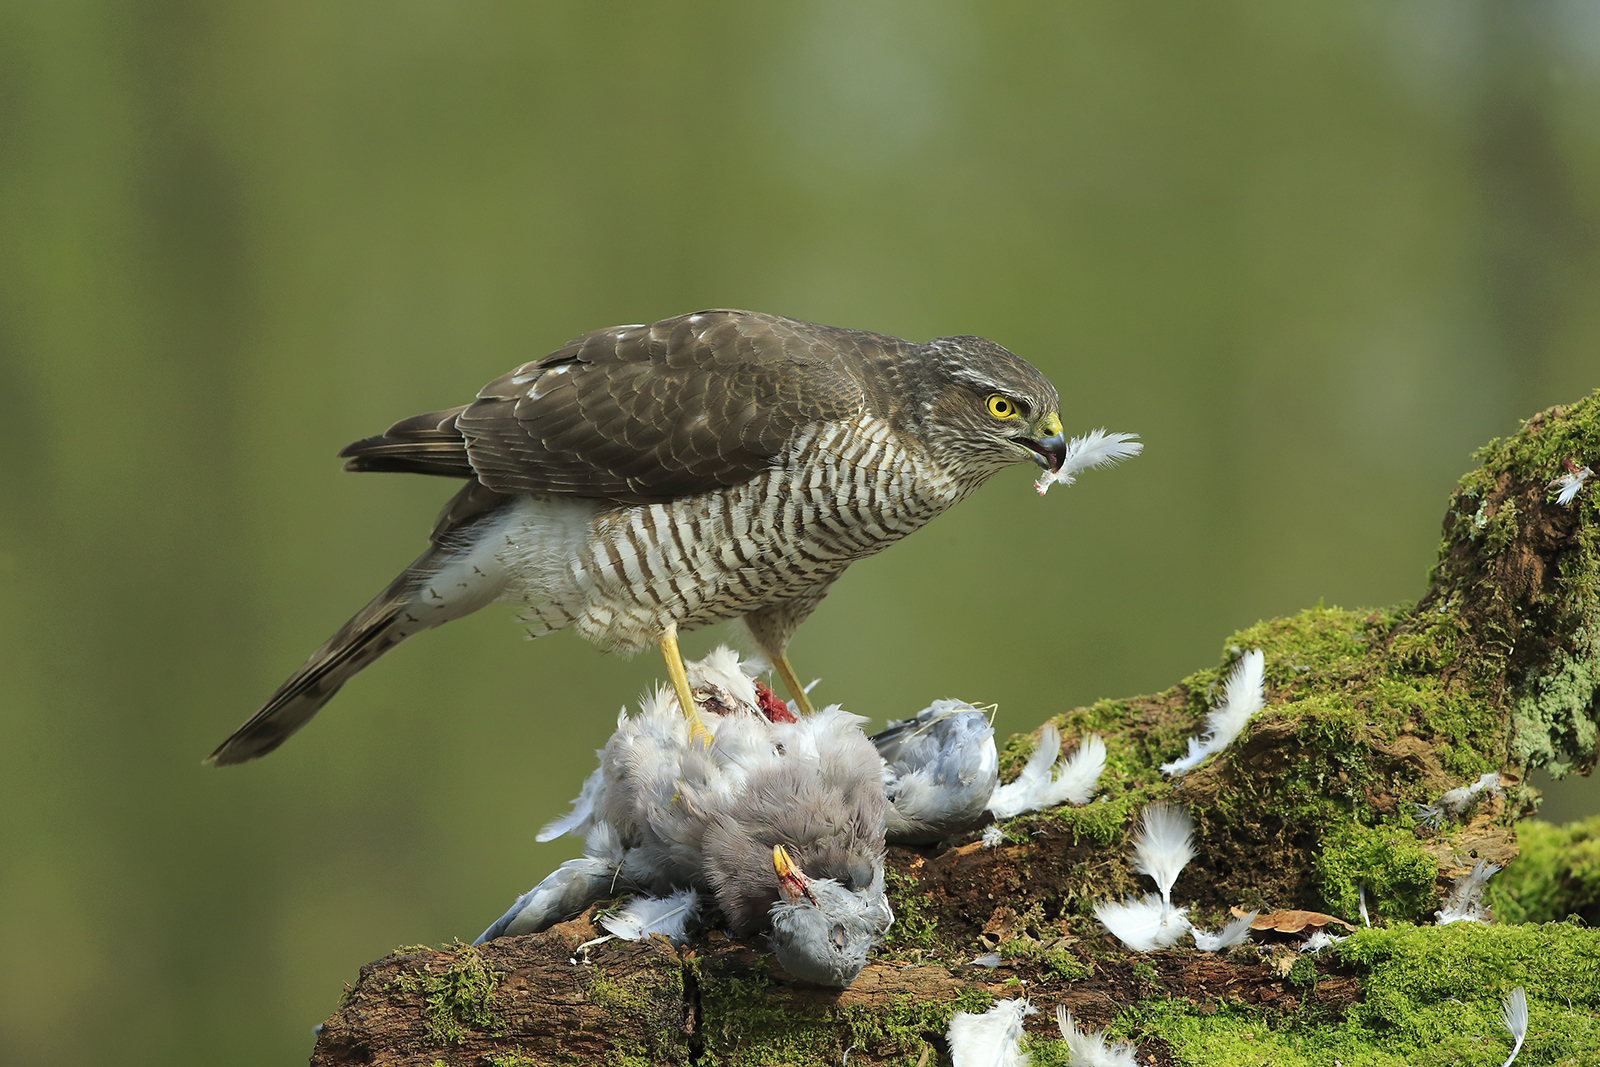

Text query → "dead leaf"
[1233,907,1354,933]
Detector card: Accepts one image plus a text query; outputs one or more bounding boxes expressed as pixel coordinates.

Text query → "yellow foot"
[659,623,712,745]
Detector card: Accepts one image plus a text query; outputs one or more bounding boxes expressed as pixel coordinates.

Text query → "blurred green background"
[2,2,1598,1063]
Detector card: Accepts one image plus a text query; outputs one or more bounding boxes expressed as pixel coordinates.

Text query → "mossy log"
[311,393,1600,1067]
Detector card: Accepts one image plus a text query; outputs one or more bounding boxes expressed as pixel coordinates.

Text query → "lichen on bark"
[310,391,1600,1066]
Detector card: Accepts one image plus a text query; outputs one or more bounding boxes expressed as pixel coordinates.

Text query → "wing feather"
[337,311,896,504]
[457,310,871,503]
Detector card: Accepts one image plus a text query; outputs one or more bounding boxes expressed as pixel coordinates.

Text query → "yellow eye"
[986,394,1021,420]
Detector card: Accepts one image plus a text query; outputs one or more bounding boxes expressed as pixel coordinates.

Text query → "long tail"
[208,491,513,765]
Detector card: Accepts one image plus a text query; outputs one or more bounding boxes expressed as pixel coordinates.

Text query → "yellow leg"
[774,653,814,716]
[660,623,710,745]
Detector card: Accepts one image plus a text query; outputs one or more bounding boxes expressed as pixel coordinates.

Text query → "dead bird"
[477,648,893,988]
[872,699,998,844]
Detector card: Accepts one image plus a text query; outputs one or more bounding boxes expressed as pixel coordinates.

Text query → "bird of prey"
[479,648,894,987]
[209,309,1066,764]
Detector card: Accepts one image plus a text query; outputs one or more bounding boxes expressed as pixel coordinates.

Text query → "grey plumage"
[480,648,893,987]
[210,310,1066,764]
[873,700,999,844]
[476,824,626,943]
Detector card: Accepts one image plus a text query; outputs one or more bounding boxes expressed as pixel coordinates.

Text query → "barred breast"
[495,412,987,655]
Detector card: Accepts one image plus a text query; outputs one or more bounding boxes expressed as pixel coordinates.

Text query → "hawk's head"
[911,336,1066,478]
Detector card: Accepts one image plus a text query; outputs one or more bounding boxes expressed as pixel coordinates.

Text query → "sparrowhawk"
[209,309,1066,764]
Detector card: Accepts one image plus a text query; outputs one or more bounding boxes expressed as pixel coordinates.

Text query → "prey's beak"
[1018,413,1067,473]
[773,844,816,906]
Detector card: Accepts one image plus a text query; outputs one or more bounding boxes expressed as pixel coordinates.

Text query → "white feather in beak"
[1034,429,1143,496]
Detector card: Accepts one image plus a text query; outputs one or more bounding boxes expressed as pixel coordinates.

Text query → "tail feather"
[209,489,513,765]
[207,563,420,765]
[339,406,474,478]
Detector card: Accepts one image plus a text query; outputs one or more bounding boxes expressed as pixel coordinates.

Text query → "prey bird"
[479,648,894,987]
[209,310,1066,764]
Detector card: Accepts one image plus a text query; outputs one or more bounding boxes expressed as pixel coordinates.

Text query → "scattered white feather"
[1418,771,1503,829]
[1161,650,1266,776]
[1302,930,1346,954]
[1056,1005,1138,1067]
[969,952,1004,969]
[1549,463,1592,506]
[947,997,1036,1067]
[1500,986,1528,1067]
[1358,885,1371,928]
[982,824,1007,848]
[1035,429,1143,495]
[1191,911,1256,952]
[1437,859,1500,925]
[598,888,703,944]
[1131,803,1196,917]
[987,726,1107,818]
[1094,892,1192,952]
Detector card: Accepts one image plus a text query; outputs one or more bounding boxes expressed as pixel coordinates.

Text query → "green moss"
[1445,391,1600,779]
[884,865,937,949]
[1285,954,1318,992]
[1340,922,1600,1033]
[389,942,504,1046]
[1491,816,1600,924]
[998,936,1092,981]
[578,953,689,1065]
[1512,623,1600,777]
[1316,821,1440,924]
[696,963,991,1066]
[1057,922,1600,1066]
[1041,789,1138,847]
[483,1053,542,1067]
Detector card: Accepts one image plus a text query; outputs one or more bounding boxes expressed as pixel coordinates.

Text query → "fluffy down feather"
[1191,911,1256,952]
[1500,986,1528,1067]
[1094,893,1192,952]
[1436,859,1500,925]
[1130,803,1196,916]
[598,887,703,944]
[946,997,1035,1067]
[1056,1005,1137,1067]
[986,726,1106,819]
[1161,649,1265,776]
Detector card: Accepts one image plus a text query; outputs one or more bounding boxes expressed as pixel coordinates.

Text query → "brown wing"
[343,310,880,505]
[458,310,874,503]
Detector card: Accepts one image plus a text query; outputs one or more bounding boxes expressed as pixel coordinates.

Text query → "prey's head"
[767,845,894,988]
[910,336,1065,480]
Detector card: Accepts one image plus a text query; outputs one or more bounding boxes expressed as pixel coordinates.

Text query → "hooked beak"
[1017,413,1067,473]
[773,844,815,906]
